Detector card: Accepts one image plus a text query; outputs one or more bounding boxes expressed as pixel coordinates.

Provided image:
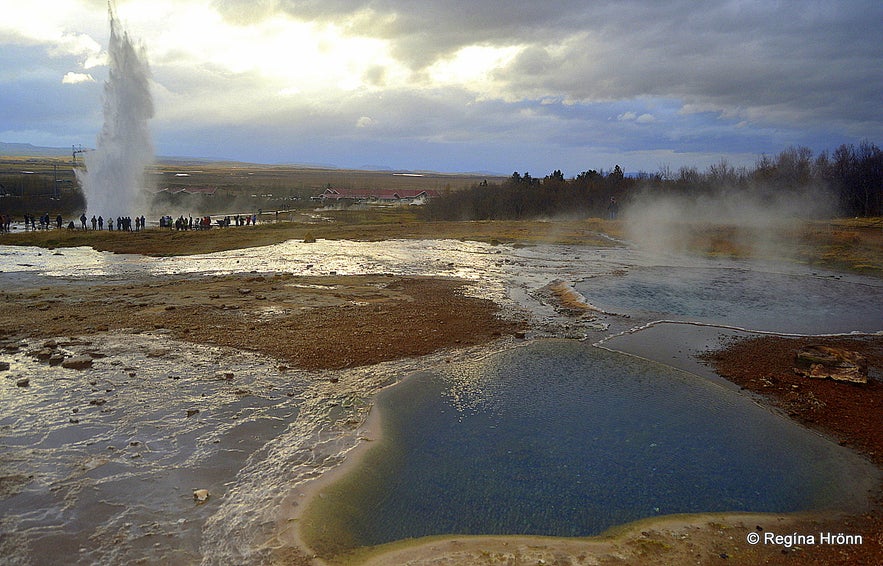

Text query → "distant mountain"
[0,142,74,157]
[0,142,506,177]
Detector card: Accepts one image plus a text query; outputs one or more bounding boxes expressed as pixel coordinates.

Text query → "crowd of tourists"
[1,212,262,234]
[160,214,259,230]
[67,214,146,231]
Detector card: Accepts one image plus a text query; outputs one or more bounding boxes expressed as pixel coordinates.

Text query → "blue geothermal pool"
[304,340,878,552]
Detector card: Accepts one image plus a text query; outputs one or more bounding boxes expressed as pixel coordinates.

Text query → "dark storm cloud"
[214,0,882,135]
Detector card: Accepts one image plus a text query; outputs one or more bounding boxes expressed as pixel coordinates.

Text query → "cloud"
[202,0,883,138]
[355,116,375,128]
[62,72,94,84]
[2,0,880,174]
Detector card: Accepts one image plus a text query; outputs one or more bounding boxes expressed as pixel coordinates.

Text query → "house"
[319,187,440,205]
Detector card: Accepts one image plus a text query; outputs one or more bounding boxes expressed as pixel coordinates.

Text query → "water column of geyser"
[76,3,154,219]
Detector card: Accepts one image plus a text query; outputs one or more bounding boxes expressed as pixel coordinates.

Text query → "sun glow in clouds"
[115,1,405,95]
[427,44,523,92]
[124,2,528,94]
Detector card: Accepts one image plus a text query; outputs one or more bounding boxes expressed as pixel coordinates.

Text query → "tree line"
[422,141,882,220]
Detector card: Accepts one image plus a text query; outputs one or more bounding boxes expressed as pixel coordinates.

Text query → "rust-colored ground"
[701,335,883,565]
[0,274,525,371]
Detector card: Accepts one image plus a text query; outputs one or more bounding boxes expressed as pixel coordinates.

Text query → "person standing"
[607,197,619,220]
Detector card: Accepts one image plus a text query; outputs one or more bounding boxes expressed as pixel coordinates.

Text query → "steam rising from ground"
[76,5,154,219]
[622,186,838,260]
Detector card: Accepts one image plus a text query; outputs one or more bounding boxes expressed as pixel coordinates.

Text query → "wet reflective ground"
[1,238,881,564]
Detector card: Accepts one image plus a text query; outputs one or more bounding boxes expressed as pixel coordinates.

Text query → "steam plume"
[622,185,837,260]
[76,2,154,219]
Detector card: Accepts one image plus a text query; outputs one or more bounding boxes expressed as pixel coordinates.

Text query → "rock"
[0,361,10,371]
[794,345,868,384]
[186,408,200,417]
[146,348,169,358]
[238,288,252,295]
[48,354,66,366]
[16,377,29,387]
[32,348,54,361]
[62,356,93,370]
[193,489,210,502]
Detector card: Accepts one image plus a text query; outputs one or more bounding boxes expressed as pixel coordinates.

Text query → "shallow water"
[304,341,878,553]
[577,264,883,334]
[0,334,314,565]
[1,238,881,564]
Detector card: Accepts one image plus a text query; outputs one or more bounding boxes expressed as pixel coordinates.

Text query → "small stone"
[89,398,107,406]
[794,345,868,384]
[16,377,29,387]
[186,409,200,418]
[193,489,210,502]
[61,356,93,370]
[238,288,252,295]
[0,361,10,371]
[33,348,54,360]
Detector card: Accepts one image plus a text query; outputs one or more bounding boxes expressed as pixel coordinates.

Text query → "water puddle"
[301,341,879,557]
[576,264,883,334]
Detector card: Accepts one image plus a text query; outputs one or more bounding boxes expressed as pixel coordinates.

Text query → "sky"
[1,0,880,176]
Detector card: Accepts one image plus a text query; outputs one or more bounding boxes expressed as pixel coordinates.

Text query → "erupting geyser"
[76,3,154,219]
